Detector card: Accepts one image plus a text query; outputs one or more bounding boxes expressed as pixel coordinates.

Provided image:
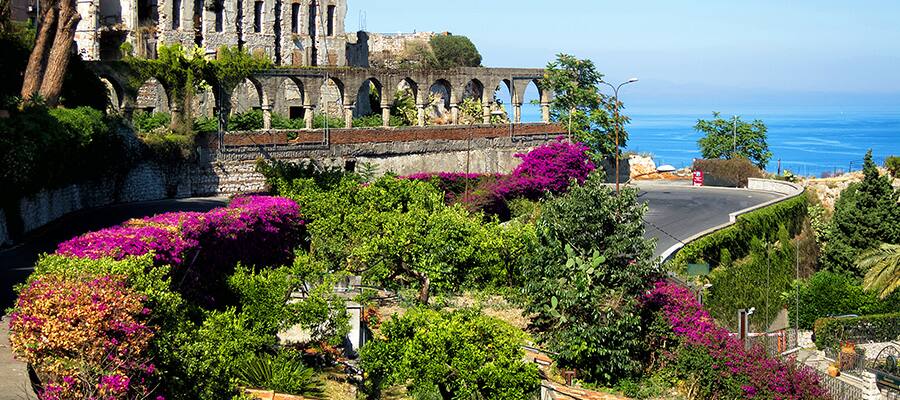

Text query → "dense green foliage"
[784,271,900,330]
[670,193,808,271]
[0,105,128,209]
[360,308,540,400]
[542,54,628,160]
[236,351,324,397]
[814,312,900,350]
[427,35,483,69]
[705,227,796,331]
[695,112,772,169]
[522,176,659,384]
[886,155,900,178]
[859,243,900,299]
[820,151,900,277]
[274,175,535,303]
[691,157,764,187]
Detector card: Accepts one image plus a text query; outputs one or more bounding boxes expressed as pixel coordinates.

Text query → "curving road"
[635,181,782,260]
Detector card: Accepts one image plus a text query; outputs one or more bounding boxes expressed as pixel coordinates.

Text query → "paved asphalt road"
[636,182,782,259]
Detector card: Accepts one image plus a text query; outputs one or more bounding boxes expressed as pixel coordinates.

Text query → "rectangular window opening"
[215,2,224,32]
[172,0,181,29]
[307,4,316,37]
[253,0,263,33]
[326,5,335,36]
[290,3,299,34]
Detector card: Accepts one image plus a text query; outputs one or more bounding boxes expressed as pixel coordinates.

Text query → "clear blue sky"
[347,1,900,107]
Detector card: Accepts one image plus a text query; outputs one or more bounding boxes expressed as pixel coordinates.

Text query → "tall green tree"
[542,54,628,159]
[822,150,900,276]
[521,175,659,384]
[427,35,482,69]
[360,308,540,400]
[695,112,772,169]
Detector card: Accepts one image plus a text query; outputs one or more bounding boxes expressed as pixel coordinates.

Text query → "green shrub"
[352,113,404,127]
[669,193,808,271]
[814,312,900,350]
[522,176,659,384]
[885,156,900,178]
[312,113,344,129]
[784,271,900,330]
[132,110,172,133]
[236,351,325,397]
[228,109,265,130]
[692,157,764,187]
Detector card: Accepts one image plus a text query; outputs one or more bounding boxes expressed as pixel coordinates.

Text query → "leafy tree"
[360,308,540,400]
[695,112,772,169]
[522,175,659,384]
[859,243,900,299]
[427,35,482,69]
[784,270,900,329]
[885,155,900,178]
[821,150,900,276]
[542,54,628,159]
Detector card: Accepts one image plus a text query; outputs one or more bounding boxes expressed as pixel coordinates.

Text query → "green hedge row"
[669,193,808,271]
[813,312,900,350]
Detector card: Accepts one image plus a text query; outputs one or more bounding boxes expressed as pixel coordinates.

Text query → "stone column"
[381,106,391,127]
[262,105,272,129]
[513,103,522,123]
[416,104,426,126]
[304,105,314,129]
[344,105,354,128]
[450,103,460,125]
[541,102,551,123]
[482,104,491,124]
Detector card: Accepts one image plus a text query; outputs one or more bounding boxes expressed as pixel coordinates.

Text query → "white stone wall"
[367,31,436,69]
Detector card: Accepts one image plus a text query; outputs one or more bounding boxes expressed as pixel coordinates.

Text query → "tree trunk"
[20,5,58,101]
[38,0,81,107]
[417,275,431,304]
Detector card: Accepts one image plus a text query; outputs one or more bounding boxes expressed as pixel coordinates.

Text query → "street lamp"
[600,78,638,194]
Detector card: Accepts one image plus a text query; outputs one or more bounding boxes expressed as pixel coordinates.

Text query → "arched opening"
[485,80,511,124]
[99,76,123,112]
[427,79,452,124]
[281,78,305,121]
[390,77,418,126]
[520,79,543,123]
[354,78,383,118]
[230,78,263,114]
[318,77,344,124]
[136,77,169,114]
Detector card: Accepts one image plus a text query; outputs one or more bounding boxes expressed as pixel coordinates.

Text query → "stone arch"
[394,77,418,103]
[428,79,452,122]
[354,77,383,117]
[319,76,345,119]
[98,76,124,112]
[460,78,484,102]
[230,77,263,114]
[280,77,305,120]
[517,79,544,123]
[135,77,170,114]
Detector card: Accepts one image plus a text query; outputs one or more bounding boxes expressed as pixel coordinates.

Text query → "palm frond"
[859,243,900,299]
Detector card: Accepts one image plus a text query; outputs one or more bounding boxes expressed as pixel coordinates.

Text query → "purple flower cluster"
[644,281,829,399]
[402,140,595,211]
[56,196,306,304]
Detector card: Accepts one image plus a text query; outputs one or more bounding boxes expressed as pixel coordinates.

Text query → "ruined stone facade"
[75,0,350,67]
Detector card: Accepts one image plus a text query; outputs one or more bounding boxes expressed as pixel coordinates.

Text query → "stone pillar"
[416,104,426,126]
[262,105,272,129]
[381,106,391,127]
[450,103,460,125]
[344,105,354,128]
[541,102,551,123]
[513,103,522,123]
[304,105,314,129]
[482,104,491,124]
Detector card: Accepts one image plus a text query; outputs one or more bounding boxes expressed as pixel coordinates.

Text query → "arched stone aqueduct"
[90,64,553,130]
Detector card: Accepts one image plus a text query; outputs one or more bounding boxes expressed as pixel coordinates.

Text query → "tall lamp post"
[600,78,638,194]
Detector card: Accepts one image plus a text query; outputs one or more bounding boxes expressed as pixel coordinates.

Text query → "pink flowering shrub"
[8,274,157,400]
[643,281,829,399]
[56,196,306,305]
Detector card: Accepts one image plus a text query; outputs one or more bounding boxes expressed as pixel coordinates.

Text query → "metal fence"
[816,371,866,400]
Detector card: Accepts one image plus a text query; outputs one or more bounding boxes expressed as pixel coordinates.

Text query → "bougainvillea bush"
[643,281,829,400]
[9,274,156,400]
[403,139,596,216]
[56,196,305,304]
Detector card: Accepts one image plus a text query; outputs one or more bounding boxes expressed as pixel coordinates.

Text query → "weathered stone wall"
[366,31,436,69]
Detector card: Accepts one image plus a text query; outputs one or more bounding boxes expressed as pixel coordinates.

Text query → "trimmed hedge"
[669,193,808,271]
[814,312,900,350]
[693,158,764,188]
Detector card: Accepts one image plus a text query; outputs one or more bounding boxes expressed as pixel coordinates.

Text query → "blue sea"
[519,104,900,177]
